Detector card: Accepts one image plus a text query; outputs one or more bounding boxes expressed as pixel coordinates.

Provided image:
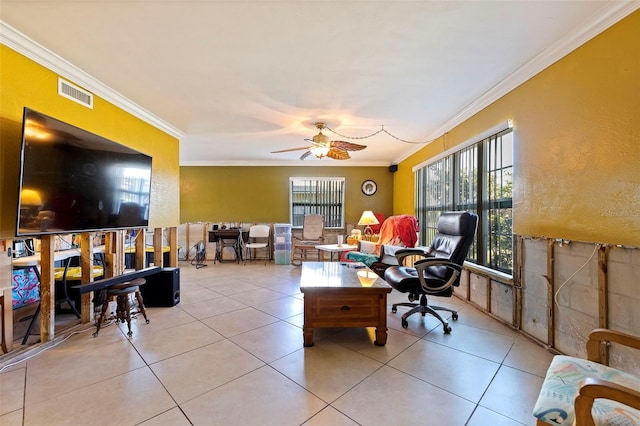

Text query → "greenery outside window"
[415,127,513,274]
[290,177,345,228]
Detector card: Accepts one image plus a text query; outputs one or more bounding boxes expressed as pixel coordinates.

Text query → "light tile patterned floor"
[0,260,553,425]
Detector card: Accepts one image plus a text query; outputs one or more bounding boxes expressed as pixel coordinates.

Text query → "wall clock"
[361,179,377,196]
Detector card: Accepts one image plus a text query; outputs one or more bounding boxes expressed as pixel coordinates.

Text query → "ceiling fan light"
[312,132,330,144]
[310,145,330,158]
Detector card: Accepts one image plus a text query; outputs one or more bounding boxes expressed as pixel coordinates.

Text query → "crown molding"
[392,1,640,166]
[0,21,184,140]
[179,160,391,167]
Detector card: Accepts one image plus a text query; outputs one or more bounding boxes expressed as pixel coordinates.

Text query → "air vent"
[58,78,93,108]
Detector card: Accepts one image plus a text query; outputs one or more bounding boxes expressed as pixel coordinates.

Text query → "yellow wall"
[180,166,394,226]
[396,10,640,246]
[0,46,181,238]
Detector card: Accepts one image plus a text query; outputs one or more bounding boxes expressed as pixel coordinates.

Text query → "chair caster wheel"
[392,306,397,313]
[145,319,150,324]
[443,325,452,334]
[401,319,408,328]
[452,313,459,321]
[93,332,98,338]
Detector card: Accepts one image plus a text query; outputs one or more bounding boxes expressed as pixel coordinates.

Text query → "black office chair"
[383,211,478,333]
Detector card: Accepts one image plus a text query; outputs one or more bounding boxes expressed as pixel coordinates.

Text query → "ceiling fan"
[271,122,366,160]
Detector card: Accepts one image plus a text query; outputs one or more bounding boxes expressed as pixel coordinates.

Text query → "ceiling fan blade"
[326,148,351,160]
[271,146,311,153]
[300,150,313,160]
[330,140,367,151]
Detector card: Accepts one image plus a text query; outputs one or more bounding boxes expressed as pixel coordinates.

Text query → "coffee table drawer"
[309,293,380,322]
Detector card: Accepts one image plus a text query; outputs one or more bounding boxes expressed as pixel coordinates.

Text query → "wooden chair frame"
[536,328,640,426]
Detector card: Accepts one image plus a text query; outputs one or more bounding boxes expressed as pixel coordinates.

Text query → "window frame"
[289,177,345,229]
[414,125,513,275]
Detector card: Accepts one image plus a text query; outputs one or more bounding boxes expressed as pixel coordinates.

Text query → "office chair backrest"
[301,214,324,241]
[427,211,478,282]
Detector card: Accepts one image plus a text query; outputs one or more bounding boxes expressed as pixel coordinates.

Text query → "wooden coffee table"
[299,262,392,347]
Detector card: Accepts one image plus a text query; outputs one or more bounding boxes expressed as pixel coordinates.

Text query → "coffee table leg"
[303,326,314,347]
[374,326,388,346]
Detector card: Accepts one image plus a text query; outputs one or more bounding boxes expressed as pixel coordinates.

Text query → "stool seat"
[94,278,149,338]
[107,286,140,296]
[110,278,146,290]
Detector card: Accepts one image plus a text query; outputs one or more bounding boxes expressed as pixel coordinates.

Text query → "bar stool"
[94,278,149,337]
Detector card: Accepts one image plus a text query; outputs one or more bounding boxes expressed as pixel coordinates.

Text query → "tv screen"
[17,107,152,236]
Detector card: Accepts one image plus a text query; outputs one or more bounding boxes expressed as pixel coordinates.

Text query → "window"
[114,166,151,219]
[415,127,513,274]
[290,177,345,228]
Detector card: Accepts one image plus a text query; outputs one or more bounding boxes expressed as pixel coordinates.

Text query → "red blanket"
[377,215,418,249]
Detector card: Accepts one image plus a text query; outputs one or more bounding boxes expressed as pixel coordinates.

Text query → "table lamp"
[19,188,43,228]
[358,210,379,236]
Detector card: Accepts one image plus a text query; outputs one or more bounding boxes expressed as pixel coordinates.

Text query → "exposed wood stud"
[486,275,492,312]
[135,229,146,270]
[154,228,163,267]
[80,233,93,324]
[545,239,555,349]
[40,235,55,343]
[513,235,524,329]
[1,240,14,352]
[597,244,610,329]
[168,227,178,267]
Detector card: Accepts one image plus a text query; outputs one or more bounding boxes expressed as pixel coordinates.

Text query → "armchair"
[533,328,640,426]
[383,211,477,333]
[291,214,324,266]
[345,214,418,276]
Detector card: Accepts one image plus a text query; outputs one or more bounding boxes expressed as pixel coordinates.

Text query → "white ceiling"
[1,1,637,166]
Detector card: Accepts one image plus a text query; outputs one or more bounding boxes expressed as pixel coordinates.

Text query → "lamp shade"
[20,189,43,207]
[358,210,380,226]
[310,145,330,158]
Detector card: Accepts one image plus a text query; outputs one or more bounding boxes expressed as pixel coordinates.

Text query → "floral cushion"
[533,355,640,425]
[12,268,40,309]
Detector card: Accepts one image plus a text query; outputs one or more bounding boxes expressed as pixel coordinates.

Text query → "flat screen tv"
[16,107,152,236]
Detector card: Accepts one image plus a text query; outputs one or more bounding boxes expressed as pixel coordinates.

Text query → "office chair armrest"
[413,258,462,293]
[394,247,432,265]
[575,377,640,426]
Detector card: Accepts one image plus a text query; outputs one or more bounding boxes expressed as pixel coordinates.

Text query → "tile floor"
[0,260,553,425]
